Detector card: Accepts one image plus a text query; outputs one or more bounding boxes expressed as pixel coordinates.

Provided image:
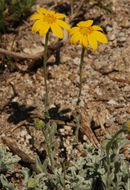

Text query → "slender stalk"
[43,32,49,119]
[70,0,74,15]
[77,46,85,106]
[75,46,85,140]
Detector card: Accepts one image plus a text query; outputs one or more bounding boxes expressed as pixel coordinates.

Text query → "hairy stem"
[70,0,74,15]
[75,46,85,140]
[77,46,85,106]
[43,32,49,119]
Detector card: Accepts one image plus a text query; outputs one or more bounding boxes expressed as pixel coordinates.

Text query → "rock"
[73,57,80,65]
[92,57,114,74]
[92,46,130,74]
[26,98,34,106]
[106,24,113,32]
[117,32,126,42]
[64,80,71,86]
[26,134,32,140]
[60,55,71,64]
[64,125,72,131]
[107,99,118,105]
[20,130,28,137]
[127,107,130,114]
[118,37,126,42]
[108,33,116,41]
[108,72,130,84]
[120,18,130,28]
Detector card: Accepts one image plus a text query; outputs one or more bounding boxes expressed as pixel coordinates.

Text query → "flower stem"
[70,0,74,15]
[77,46,85,106]
[74,46,85,140]
[43,32,49,119]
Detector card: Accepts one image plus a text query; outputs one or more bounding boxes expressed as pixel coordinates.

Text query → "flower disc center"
[80,26,93,36]
[44,14,56,24]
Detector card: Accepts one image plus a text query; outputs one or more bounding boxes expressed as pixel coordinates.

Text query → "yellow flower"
[69,20,108,50]
[30,8,70,38]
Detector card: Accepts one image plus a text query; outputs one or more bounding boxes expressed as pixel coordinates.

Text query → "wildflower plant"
[31,7,70,171]
[30,8,70,118]
[69,20,108,105]
[69,20,108,139]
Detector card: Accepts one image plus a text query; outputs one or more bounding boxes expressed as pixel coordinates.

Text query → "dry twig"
[0,47,43,60]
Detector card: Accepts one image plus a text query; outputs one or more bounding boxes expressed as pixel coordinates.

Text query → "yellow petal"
[39,30,46,37]
[47,10,55,15]
[88,33,98,50]
[85,20,93,26]
[70,33,80,44]
[30,13,43,20]
[78,20,93,27]
[37,8,47,14]
[79,35,84,45]
[39,24,50,36]
[92,25,103,31]
[94,31,108,43]
[56,19,70,30]
[32,20,44,32]
[82,36,88,48]
[69,27,79,34]
[51,23,64,38]
[56,13,66,19]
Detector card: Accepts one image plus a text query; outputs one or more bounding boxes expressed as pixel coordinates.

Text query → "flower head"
[30,8,70,38]
[69,20,108,50]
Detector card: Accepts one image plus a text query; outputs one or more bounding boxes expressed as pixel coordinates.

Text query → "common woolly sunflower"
[70,20,108,50]
[30,8,70,38]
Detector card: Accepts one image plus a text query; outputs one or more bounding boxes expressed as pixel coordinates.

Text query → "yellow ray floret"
[30,8,70,38]
[69,20,108,50]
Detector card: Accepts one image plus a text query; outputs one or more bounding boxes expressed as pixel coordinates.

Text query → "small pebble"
[26,134,32,140]
[64,125,72,131]
[61,56,71,63]
[59,128,65,134]
[106,24,113,32]
[71,98,78,105]
[26,98,34,106]
[118,37,126,42]
[20,130,27,137]
[118,32,126,42]
[120,19,130,28]
[107,99,118,105]
[108,33,116,41]
[83,135,88,141]
[64,80,71,86]
[73,57,80,65]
